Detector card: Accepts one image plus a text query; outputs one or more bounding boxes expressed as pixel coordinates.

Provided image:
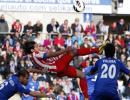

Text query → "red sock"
[77,48,99,56]
[79,78,88,98]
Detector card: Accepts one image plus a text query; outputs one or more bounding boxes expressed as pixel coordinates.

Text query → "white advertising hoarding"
[117,0,130,14]
[0,0,112,14]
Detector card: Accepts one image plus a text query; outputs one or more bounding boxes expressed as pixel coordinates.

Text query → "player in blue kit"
[84,56,99,99]
[90,43,130,100]
[0,69,54,100]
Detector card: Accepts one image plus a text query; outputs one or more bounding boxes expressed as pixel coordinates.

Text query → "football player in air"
[23,41,105,99]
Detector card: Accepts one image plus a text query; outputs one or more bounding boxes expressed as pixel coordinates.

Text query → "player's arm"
[119,61,130,76]
[16,81,54,98]
[29,91,55,98]
[27,68,47,74]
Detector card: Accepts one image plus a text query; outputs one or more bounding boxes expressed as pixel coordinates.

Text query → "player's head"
[23,41,39,54]
[17,69,29,85]
[104,43,115,58]
[92,55,100,65]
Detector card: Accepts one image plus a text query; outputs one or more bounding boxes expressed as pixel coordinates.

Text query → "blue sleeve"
[91,60,99,73]
[84,66,92,76]
[118,61,130,75]
[16,81,30,94]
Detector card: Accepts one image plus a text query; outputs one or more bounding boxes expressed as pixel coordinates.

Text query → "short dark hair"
[104,43,115,58]
[17,69,29,77]
[23,41,36,54]
[92,55,100,60]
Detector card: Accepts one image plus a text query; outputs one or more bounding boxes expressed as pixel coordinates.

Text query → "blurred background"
[0,0,130,100]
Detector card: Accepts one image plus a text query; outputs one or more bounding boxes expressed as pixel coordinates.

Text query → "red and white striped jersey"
[31,51,63,73]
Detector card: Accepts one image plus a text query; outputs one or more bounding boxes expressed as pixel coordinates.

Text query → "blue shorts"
[90,91,121,100]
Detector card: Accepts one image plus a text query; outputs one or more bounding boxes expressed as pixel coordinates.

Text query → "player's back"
[93,57,129,95]
[0,75,19,99]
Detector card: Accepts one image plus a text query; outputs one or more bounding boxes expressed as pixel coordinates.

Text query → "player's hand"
[99,41,109,54]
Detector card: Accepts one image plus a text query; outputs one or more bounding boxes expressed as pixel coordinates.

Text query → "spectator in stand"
[34,33,42,45]
[2,40,12,52]
[65,34,72,47]
[47,18,59,34]
[84,21,96,35]
[106,33,115,43]
[33,20,43,33]
[22,73,39,100]
[56,90,67,100]
[117,18,126,34]
[72,40,80,49]
[5,35,13,47]
[11,19,22,34]
[22,30,33,41]
[96,20,105,34]
[43,34,52,49]
[72,40,83,68]
[44,82,55,99]
[119,48,129,61]
[120,53,127,65]
[17,59,26,71]
[24,58,33,69]
[67,89,79,100]
[118,57,130,100]
[12,32,21,45]
[71,18,84,35]
[81,37,90,48]
[23,21,33,34]
[0,14,9,44]
[86,32,96,46]
[9,59,16,74]
[53,33,65,51]
[109,22,118,35]
[124,32,130,55]
[72,32,83,46]
[127,57,130,70]
[59,19,71,34]
[63,79,73,94]
[13,41,21,52]
[0,54,10,79]
[115,34,125,48]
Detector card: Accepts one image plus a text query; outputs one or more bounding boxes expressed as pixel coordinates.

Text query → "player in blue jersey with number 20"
[90,43,130,100]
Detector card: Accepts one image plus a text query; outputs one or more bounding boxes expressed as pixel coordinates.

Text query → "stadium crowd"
[0,14,130,100]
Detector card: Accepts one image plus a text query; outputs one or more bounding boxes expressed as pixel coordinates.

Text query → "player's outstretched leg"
[98,40,109,54]
[74,41,108,56]
[69,46,104,57]
[77,48,99,56]
[79,77,88,99]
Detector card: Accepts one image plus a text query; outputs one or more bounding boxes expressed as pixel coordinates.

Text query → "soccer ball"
[73,0,85,12]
